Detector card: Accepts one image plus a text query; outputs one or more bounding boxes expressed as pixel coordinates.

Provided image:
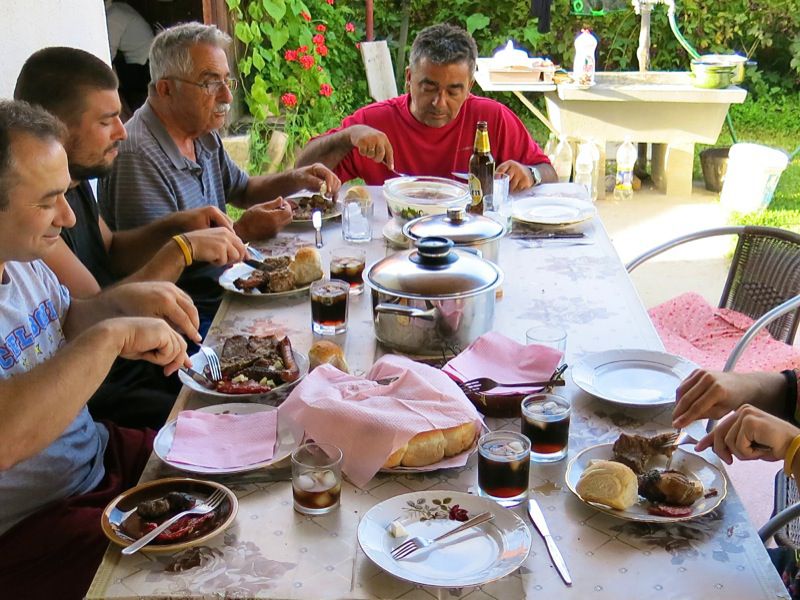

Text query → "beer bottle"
[468,121,495,215]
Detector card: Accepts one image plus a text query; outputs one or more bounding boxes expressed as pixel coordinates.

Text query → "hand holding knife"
[528,498,572,586]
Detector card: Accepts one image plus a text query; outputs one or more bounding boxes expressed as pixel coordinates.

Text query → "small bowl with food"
[382,176,470,226]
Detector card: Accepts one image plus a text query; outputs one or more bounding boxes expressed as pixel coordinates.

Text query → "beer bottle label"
[468,173,483,207]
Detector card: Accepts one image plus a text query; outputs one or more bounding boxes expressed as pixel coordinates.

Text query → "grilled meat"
[638,469,704,506]
[612,432,676,474]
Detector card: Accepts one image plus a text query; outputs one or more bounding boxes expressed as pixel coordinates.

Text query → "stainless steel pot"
[365,237,503,356]
[696,54,750,85]
[402,207,505,264]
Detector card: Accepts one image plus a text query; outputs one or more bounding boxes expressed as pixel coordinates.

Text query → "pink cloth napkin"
[167,409,278,469]
[442,331,563,395]
[279,355,483,487]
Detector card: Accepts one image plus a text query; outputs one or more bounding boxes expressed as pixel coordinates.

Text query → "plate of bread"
[382,421,482,472]
[220,246,324,296]
[566,432,726,523]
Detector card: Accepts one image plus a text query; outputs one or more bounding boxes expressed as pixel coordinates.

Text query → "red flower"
[319,83,333,97]
[284,49,298,62]
[326,0,334,4]
[317,65,323,72]
[300,11,311,21]
[299,54,315,70]
[315,44,328,57]
[297,45,309,53]
[355,42,361,50]
[281,93,297,108]
[312,34,325,45]
[316,24,327,32]
[345,22,355,33]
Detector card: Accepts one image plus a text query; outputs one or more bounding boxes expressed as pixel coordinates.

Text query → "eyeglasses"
[168,77,239,96]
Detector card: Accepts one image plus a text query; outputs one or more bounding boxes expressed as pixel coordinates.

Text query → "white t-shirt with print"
[0,260,108,536]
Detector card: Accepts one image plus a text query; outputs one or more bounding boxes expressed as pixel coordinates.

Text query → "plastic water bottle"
[543,133,558,161]
[614,138,637,201]
[574,142,595,200]
[553,137,573,183]
[572,29,597,86]
[586,138,602,202]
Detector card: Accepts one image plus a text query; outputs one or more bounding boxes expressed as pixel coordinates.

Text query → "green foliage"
[227,0,370,173]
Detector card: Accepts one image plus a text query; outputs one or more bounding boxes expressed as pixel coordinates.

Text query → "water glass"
[521,393,571,462]
[525,324,567,355]
[492,172,511,222]
[291,442,343,515]
[342,194,373,243]
[310,279,349,335]
[477,430,530,507]
[330,246,365,295]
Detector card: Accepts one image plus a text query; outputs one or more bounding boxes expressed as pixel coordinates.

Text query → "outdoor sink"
[544,71,747,197]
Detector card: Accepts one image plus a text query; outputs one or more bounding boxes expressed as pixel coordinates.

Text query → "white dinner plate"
[219,262,317,297]
[179,346,309,399]
[358,490,531,588]
[571,349,697,406]
[565,443,727,523]
[511,196,596,225]
[153,403,304,474]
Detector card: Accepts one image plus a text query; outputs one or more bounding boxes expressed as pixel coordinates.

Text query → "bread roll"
[576,459,638,510]
[308,340,349,373]
[344,185,370,204]
[383,421,477,468]
[289,246,323,285]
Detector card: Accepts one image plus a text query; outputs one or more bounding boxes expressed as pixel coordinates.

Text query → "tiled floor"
[596,183,780,535]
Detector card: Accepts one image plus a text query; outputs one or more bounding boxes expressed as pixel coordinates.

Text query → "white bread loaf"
[308,340,349,373]
[576,459,638,510]
[290,246,323,285]
[383,421,478,468]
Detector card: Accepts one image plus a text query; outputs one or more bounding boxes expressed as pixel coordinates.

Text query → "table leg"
[651,142,695,197]
[512,90,558,136]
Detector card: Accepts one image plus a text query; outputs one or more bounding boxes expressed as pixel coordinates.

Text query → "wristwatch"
[529,165,543,186]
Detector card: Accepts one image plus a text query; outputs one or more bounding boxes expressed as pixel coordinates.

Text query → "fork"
[122,489,227,555]
[459,377,566,394]
[199,345,222,382]
[390,511,494,560]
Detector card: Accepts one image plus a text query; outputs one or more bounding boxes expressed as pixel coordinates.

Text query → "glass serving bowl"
[382,176,470,225]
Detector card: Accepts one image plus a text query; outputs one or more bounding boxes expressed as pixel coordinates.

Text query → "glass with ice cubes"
[521,393,571,462]
[342,194,373,243]
[291,442,343,515]
[477,431,530,507]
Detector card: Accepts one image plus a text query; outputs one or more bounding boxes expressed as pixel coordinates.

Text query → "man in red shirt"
[295,23,556,193]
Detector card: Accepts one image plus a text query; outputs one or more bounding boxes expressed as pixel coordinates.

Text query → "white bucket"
[719,143,788,213]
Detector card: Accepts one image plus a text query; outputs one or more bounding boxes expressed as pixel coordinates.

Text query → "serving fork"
[390,511,494,560]
[458,376,566,395]
[121,489,227,555]
[199,345,222,382]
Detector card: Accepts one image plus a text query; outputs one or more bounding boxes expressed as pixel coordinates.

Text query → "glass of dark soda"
[330,247,365,295]
[291,442,343,515]
[310,279,349,335]
[521,393,570,462]
[477,431,530,507]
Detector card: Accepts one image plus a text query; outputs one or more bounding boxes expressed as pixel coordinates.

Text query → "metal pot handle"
[374,303,437,320]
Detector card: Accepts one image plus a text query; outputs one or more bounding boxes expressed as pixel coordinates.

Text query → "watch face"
[530,166,542,185]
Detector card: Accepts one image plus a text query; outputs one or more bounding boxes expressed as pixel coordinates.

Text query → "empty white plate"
[512,196,596,225]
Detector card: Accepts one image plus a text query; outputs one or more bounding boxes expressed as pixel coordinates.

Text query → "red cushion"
[648,292,800,372]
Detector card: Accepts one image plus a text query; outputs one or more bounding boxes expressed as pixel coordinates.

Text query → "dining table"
[86,183,789,600]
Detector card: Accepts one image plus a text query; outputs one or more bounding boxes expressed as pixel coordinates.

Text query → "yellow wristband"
[784,433,800,477]
[172,234,193,267]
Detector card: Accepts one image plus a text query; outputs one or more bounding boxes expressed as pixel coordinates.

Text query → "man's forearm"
[108,217,186,275]
[115,241,186,286]
[0,323,122,470]
[294,130,353,170]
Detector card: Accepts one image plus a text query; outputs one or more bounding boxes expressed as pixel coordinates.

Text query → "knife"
[512,232,585,239]
[527,498,572,586]
[179,366,217,390]
[312,209,323,248]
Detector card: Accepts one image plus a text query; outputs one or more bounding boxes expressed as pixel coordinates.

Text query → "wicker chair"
[626,225,800,343]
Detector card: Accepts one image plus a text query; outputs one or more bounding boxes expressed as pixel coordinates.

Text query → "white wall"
[0,0,110,99]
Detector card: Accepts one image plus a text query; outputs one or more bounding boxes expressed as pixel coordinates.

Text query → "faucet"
[631,0,675,72]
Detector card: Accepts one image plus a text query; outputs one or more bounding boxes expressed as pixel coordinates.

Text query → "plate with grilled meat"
[288,192,342,222]
[565,432,726,522]
[220,246,324,296]
[180,334,309,398]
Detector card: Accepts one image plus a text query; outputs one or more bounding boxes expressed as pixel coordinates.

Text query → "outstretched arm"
[295,125,395,171]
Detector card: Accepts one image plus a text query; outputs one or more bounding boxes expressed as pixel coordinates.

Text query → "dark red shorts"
[0,423,154,600]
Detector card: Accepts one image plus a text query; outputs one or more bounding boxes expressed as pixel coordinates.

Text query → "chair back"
[720,226,800,343]
[359,40,398,102]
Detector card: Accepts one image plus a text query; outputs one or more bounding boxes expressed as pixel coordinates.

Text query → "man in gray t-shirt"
[0,101,198,599]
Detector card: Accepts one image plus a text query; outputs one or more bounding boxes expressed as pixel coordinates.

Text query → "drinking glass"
[310,279,349,335]
[477,430,530,507]
[342,194,373,243]
[291,442,343,515]
[492,172,511,225]
[521,393,571,462]
[330,247,366,295]
[525,324,567,355]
